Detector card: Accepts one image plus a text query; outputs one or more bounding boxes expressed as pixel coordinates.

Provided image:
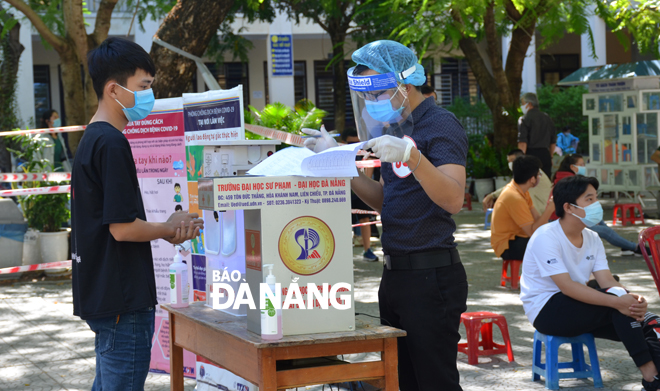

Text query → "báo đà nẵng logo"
[278,216,335,275]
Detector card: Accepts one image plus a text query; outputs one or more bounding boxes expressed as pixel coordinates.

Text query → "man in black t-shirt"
[72,37,203,390]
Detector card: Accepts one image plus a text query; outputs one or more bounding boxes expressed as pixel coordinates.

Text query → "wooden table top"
[162,303,406,349]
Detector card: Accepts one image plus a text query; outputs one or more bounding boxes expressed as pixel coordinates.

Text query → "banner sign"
[182,87,245,145]
[124,97,196,377]
[270,34,293,76]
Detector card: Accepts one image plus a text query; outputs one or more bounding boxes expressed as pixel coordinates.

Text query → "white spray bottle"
[169,245,189,308]
[261,264,282,340]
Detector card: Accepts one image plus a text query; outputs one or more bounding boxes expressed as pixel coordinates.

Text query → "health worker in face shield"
[304,40,469,391]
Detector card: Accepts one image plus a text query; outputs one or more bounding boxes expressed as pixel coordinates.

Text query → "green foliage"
[445,98,493,135]
[23,190,70,232]
[466,135,508,179]
[244,99,327,136]
[537,84,588,154]
[8,134,69,232]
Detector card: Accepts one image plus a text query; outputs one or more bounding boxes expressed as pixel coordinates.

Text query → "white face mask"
[508,161,514,171]
[521,103,529,115]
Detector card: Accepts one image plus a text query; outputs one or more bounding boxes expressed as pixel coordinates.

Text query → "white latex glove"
[302,125,338,153]
[364,135,414,163]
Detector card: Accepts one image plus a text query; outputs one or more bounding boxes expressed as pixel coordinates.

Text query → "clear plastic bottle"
[261,264,282,340]
[169,247,189,308]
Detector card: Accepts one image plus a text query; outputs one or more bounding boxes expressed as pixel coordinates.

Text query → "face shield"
[347,66,415,141]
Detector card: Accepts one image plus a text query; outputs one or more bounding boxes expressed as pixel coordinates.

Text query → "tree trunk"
[150,0,236,99]
[329,32,347,134]
[59,48,88,152]
[0,11,24,171]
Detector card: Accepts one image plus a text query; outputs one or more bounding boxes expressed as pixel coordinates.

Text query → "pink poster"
[124,97,196,377]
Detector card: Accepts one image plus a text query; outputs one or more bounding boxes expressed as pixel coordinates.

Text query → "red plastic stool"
[458,311,514,365]
[613,203,644,226]
[463,192,472,211]
[501,260,522,290]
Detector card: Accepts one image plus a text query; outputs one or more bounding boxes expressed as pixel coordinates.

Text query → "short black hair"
[563,126,571,132]
[553,175,599,218]
[512,155,541,184]
[420,85,434,95]
[174,183,181,188]
[352,64,422,92]
[88,37,156,99]
[507,148,524,158]
[342,127,358,142]
[174,204,183,211]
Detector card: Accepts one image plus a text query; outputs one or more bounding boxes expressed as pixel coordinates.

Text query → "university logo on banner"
[278,216,335,275]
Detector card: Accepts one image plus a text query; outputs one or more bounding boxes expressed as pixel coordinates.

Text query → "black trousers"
[534,291,653,367]
[379,260,468,391]
[526,147,552,178]
[501,236,529,260]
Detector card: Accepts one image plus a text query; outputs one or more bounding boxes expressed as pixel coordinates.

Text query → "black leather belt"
[384,248,460,270]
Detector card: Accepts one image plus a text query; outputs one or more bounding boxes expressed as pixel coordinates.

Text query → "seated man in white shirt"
[520,175,659,390]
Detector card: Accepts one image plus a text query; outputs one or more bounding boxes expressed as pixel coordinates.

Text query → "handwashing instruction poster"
[124,97,196,377]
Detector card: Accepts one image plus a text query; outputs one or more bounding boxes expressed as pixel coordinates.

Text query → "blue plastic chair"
[532,331,603,390]
[484,208,493,230]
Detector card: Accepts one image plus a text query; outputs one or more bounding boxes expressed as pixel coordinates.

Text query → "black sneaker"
[635,245,652,257]
[642,375,660,391]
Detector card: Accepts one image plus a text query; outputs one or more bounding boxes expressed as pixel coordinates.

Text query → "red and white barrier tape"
[0,172,71,182]
[352,220,382,228]
[351,209,380,215]
[0,125,86,137]
[0,260,72,275]
[356,160,381,168]
[0,185,70,197]
[245,124,306,147]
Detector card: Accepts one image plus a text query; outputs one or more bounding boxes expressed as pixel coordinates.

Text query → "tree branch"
[450,8,498,110]
[89,0,119,48]
[484,2,511,107]
[62,0,88,64]
[504,0,522,22]
[3,0,65,52]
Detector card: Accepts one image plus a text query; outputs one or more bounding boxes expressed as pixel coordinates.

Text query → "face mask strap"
[114,83,133,110]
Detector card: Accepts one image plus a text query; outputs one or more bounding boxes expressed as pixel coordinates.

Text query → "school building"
[11,2,656,131]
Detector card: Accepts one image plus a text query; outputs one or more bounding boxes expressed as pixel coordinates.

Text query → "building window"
[294,61,307,102]
[540,54,579,86]
[33,65,51,122]
[433,58,480,106]
[205,62,249,104]
[262,60,307,105]
[313,60,354,130]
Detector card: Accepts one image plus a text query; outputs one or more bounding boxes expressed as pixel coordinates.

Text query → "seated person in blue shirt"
[556,126,580,154]
[521,175,660,390]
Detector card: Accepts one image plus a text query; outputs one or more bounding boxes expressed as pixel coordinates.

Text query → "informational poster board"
[270,34,293,76]
[123,97,196,377]
[182,87,245,145]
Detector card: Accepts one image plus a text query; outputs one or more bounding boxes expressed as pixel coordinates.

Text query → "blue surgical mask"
[365,88,404,123]
[115,84,155,122]
[570,201,603,227]
[574,165,587,176]
[52,118,61,128]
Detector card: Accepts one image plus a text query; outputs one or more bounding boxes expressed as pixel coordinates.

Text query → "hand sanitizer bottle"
[261,264,283,340]
[169,246,189,308]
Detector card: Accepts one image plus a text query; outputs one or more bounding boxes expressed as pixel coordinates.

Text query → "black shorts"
[501,236,529,260]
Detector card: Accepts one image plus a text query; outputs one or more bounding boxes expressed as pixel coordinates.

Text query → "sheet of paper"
[247,142,367,177]
[301,141,366,177]
[247,146,312,176]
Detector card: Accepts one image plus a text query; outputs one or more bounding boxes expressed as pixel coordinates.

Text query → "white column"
[266,10,295,108]
[501,32,537,93]
[134,17,161,53]
[581,7,607,67]
[521,35,537,94]
[15,12,35,129]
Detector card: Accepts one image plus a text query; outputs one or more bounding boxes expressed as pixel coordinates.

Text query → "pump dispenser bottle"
[261,264,283,340]
[169,245,189,308]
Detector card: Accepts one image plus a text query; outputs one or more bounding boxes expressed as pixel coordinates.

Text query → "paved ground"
[0,199,658,390]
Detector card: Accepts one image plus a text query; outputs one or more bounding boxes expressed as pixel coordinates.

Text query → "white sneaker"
[353,235,362,247]
[620,249,634,256]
